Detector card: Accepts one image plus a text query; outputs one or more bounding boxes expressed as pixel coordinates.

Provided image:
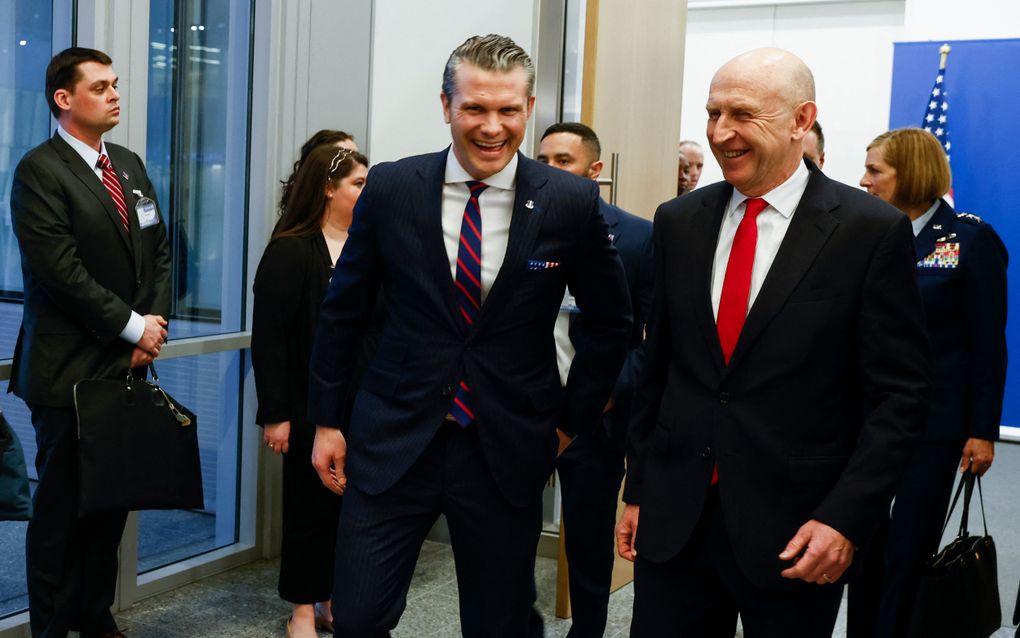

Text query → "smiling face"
[54,61,120,142]
[705,51,815,197]
[441,62,535,181]
[860,145,897,204]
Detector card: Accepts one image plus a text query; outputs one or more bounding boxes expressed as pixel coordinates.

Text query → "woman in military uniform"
[849,127,1008,637]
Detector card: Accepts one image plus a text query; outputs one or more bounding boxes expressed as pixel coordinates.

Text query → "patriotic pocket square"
[527,259,561,271]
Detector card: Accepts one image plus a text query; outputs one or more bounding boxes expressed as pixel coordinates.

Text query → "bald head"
[715,48,815,108]
[706,48,817,197]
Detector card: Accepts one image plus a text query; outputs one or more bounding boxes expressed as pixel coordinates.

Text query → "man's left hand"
[779,519,855,585]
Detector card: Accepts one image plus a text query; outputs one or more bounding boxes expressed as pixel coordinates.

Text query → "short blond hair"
[867,128,951,209]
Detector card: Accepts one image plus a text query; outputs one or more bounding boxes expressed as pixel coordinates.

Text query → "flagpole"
[939,43,951,70]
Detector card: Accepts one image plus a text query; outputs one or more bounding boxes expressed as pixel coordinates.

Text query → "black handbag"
[908,472,1001,638]
[74,364,203,517]
[0,409,33,521]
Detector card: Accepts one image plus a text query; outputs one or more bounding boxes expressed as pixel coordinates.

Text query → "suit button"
[442,386,453,397]
[700,446,712,458]
[719,392,730,405]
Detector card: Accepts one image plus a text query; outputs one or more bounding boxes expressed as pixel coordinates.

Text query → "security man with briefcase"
[9,47,171,638]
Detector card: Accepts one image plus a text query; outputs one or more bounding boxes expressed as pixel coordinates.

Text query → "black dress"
[251,232,342,603]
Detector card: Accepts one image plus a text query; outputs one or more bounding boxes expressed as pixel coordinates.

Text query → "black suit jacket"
[308,149,632,507]
[625,163,932,589]
[9,132,171,407]
[914,199,1007,442]
[585,200,652,448]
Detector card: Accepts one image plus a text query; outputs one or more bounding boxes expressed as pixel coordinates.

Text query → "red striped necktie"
[97,153,130,233]
[449,180,488,427]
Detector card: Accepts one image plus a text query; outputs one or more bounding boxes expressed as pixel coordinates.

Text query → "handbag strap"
[941,472,971,538]
[975,474,989,537]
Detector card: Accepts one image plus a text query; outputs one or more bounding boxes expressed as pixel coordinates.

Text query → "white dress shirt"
[711,161,811,319]
[56,125,145,344]
[911,200,940,237]
[442,149,517,303]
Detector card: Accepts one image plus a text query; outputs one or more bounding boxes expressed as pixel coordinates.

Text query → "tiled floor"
[63,537,1017,637]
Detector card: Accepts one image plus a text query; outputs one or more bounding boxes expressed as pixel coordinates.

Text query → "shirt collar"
[444,146,518,191]
[726,160,810,219]
[911,200,941,237]
[57,125,109,171]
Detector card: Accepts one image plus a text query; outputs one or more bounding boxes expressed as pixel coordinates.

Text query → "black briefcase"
[74,364,203,517]
[908,472,1001,638]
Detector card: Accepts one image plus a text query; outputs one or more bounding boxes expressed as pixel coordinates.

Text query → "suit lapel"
[413,151,460,330]
[601,203,622,245]
[914,200,953,262]
[724,170,839,372]
[690,188,731,374]
[472,154,548,333]
[51,134,134,256]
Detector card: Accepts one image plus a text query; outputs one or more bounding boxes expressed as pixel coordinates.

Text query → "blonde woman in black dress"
[253,144,367,638]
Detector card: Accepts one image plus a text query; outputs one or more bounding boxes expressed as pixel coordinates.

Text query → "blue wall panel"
[892,39,1020,428]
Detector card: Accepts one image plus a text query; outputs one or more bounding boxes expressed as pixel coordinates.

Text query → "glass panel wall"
[136,0,253,576]
[146,0,252,338]
[0,0,66,620]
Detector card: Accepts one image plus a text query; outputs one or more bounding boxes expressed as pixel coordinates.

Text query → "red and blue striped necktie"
[450,180,488,427]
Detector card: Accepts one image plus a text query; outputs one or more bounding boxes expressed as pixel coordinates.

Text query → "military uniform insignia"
[918,242,960,268]
[956,212,982,224]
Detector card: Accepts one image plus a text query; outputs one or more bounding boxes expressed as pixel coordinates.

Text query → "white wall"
[681,0,1020,192]
[680,1,905,190]
[903,0,1020,41]
[367,0,539,163]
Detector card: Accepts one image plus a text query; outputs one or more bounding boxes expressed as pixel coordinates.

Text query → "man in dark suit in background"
[616,48,931,637]
[308,35,631,637]
[536,122,652,638]
[10,48,171,638]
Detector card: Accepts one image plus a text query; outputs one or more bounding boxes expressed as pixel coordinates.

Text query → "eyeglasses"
[327,147,355,179]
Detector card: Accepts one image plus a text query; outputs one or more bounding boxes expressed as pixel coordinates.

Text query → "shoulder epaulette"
[956,212,983,224]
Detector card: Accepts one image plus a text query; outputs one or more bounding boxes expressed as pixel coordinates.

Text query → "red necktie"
[449,181,488,427]
[98,153,130,233]
[711,197,768,485]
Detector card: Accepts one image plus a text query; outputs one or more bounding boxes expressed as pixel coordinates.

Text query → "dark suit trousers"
[631,487,843,638]
[279,419,342,604]
[557,429,626,637]
[331,421,544,638]
[26,405,126,638]
[847,441,961,638]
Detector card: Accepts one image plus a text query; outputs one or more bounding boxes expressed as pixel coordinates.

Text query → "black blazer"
[914,199,1008,442]
[9,132,171,407]
[625,163,932,589]
[252,233,333,427]
[308,149,632,507]
[588,200,652,448]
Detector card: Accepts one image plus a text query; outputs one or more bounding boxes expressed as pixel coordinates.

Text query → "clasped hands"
[616,506,854,585]
[130,314,168,368]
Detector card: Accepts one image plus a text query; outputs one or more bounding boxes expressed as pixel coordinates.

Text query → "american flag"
[922,49,951,162]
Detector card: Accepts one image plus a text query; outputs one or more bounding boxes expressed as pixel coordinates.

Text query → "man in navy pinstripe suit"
[307,35,631,637]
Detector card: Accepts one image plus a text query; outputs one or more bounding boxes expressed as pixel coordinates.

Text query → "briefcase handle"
[127,363,192,427]
[940,472,988,540]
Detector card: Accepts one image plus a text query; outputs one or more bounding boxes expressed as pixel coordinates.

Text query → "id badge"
[135,197,159,229]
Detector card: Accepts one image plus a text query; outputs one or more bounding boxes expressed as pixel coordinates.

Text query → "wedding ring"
[822,573,832,583]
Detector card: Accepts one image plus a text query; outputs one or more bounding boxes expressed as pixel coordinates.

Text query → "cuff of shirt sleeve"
[119,311,145,344]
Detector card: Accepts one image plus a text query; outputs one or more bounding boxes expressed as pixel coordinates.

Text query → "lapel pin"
[608,233,616,242]
[121,171,129,180]
[525,200,534,210]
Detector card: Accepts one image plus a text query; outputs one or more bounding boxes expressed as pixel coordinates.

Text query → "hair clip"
[327,147,355,177]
